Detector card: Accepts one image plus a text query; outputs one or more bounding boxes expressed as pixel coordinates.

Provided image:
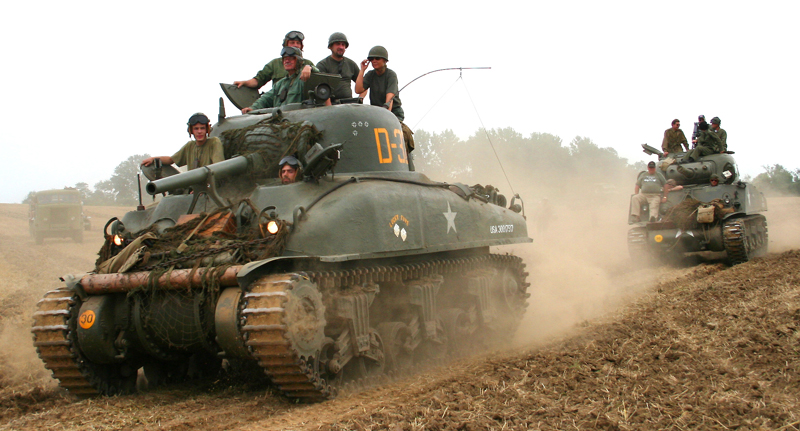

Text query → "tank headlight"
[267,220,280,235]
[113,235,124,246]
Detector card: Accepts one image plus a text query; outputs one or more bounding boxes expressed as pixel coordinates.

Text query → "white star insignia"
[443,202,457,234]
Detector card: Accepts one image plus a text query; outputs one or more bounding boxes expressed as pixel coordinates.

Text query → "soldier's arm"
[661,130,670,152]
[355,60,370,94]
[141,156,175,167]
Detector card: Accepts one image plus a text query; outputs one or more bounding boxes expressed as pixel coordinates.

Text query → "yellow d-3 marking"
[374,128,407,164]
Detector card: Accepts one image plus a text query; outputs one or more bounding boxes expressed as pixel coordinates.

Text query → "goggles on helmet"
[187,113,210,126]
[285,31,304,41]
[281,46,301,57]
[279,156,300,168]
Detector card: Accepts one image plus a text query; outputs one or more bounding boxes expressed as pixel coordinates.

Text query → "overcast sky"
[2,0,798,203]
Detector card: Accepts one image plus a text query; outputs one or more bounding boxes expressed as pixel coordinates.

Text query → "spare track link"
[31,288,99,396]
[723,215,768,265]
[240,253,529,402]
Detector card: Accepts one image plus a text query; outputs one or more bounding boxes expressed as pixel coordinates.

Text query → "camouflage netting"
[219,113,322,182]
[662,197,735,230]
[94,201,291,277]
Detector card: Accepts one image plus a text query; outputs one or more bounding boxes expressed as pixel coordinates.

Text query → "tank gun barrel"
[145,154,263,195]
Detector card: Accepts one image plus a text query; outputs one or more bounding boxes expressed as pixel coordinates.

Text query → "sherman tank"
[32,86,532,401]
[627,144,768,265]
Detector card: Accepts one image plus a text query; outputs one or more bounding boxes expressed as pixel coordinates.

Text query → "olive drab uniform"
[685,130,722,161]
[631,170,666,220]
[171,137,224,171]
[250,65,320,110]
[715,128,727,152]
[362,68,414,152]
[662,128,689,153]
[253,57,316,89]
[316,56,360,99]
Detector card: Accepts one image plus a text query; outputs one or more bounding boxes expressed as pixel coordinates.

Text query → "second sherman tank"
[628,144,768,265]
[33,90,532,401]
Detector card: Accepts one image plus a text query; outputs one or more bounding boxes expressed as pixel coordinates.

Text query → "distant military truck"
[28,188,90,244]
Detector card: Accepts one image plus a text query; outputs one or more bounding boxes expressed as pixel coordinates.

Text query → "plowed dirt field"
[1,198,799,430]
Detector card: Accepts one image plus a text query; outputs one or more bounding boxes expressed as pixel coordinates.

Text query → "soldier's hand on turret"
[234,78,258,89]
[141,157,155,166]
[241,107,253,114]
[300,65,312,82]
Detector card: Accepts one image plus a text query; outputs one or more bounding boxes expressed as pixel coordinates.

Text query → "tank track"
[240,253,529,402]
[31,289,99,396]
[723,215,769,265]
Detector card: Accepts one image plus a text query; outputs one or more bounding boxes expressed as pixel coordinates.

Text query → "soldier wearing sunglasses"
[234,30,315,90]
[242,47,323,113]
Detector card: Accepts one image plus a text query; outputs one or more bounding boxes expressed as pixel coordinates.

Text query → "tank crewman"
[682,122,722,163]
[691,114,708,146]
[630,161,667,223]
[234,31,315,90]
[709,174,720,186]
[710,117,727,152]
[355,46,415,155]
[241,47,324,113]
[662,119,689,156]
[141,113,223,171]
[316,32,364,100]
[660,179,684,213]
[279,155,302,184]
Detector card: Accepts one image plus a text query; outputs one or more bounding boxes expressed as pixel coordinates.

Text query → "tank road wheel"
[440,307,478,357]
[415,319,448,366]
[240,273,333,401]
[493,264,528,331]
[343,329,385,384]
[377,322,413,373]
[32,289,138,396]
[627,226,653,265]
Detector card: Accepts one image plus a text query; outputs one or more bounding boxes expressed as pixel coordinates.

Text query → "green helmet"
[283,30,304,48]
[710,116,721,125]
[328,32,349,48]
[367,45,388,61]
[280,46,303,62]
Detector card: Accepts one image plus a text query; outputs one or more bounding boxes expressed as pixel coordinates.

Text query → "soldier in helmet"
[691,114,708,146]
[661,119,688,156]
[242,47,324,113]
[278,155,302,185]
[316,32,363,100]
[141,113,224,171]
[234,31,315,90]
[710,117,727,152]
[356,46,415,159]
[709,174,721,186]
[682,122,722,163]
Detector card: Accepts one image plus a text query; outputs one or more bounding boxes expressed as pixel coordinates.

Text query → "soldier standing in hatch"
[141,113,223,171]
[682,122,722,163]
[662,119,689,156]
[316,32,363,100]
[234,31,315,90]
[355,46,415,158]
[630,161,667,223]
[278,156,302,185]
[710,117,727,152]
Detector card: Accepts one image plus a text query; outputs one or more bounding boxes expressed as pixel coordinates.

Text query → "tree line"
[21,130,800,206]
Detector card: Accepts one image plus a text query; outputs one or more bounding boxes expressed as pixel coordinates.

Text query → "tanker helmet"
[367,46,389,61]
[280,46,304,62]
[710,174,720,182]
[283,30,304,48]
[279,155,302,169]
[187,112,210,126]
[328,32,349,48]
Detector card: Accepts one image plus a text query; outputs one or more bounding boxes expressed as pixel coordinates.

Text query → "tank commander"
[233,31,314,90]
[630,161,667,223]
[662,119,688,156]
[709,174,720,186]
[681,122,722,163]
[141,113,223,171]
[241,47,325,114]
[279,155,302,185]
[710,117,727,152]
[355,46,415,156]
[316,32,364,100]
